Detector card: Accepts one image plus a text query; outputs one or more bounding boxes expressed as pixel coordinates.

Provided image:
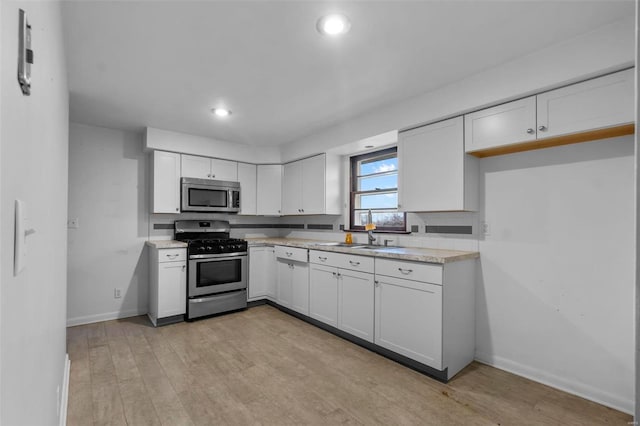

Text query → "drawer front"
[375,258,442,285]
[275,245,308,263]
[158,248,187,263]
[309,250,374,272]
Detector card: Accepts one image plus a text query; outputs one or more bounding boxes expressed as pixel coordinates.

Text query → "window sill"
[343,229,411,235]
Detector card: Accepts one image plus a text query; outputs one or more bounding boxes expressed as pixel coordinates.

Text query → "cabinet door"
[238,163,257,215]
[257,165,282,215]
[537,68,634,139]
[301,155,325,214]
[152,151,181,213]
[309,264,338,327]
[338,269,374,342]
[248,247,267,300]
[399,117,475,212]
[464,96,536,152]
[157,261,186,318]
[277,260,293,308]
[290,263,310,315]
[265,247,277,299]
[282,161,302,215]
[210,158,238,181]
[181,154,212,179]
[375,275,442,369]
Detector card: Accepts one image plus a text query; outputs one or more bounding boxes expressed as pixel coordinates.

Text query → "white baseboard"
[474,352,633,415]
[66,308,147,327]
[59,354,70,426]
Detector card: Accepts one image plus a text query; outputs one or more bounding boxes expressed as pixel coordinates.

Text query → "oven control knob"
[219,245,225,251]
[206,246,212,251]
[198,246,205,252]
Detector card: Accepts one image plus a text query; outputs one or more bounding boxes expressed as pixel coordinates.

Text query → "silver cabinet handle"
[526,128,535,134]
[289,263,294,269]
[175,208,179,212]
[301,209,304,213]
[207,173,211,177]
[285,252,293,257]
[166,254,179,259]
[318,256,327,261]
[211,174,216,178]
[182,265,186,271]
[374,280,380,287]
[538,125,547,131]
[349,261,360,266]
[332,271,337,277]
[398,267,413,274]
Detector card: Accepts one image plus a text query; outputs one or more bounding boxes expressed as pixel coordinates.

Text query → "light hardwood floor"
[67,305,631,425]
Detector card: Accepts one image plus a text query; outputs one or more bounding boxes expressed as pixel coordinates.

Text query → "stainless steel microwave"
[181,178,240,213]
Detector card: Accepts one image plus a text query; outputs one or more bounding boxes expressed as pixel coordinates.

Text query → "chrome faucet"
[367,209,376,245]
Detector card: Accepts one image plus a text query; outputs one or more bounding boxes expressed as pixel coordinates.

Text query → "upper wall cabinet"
[151,151,181,214]
[237,162,257,216]
[398,117,478,212]
[257,164,283,215]
[281,154,341,215]
[465,68,635,157]
[181,154,238,181]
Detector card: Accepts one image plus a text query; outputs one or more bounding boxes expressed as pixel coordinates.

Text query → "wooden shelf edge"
[467,123,635,158]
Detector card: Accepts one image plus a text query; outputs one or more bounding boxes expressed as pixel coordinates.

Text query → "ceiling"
[61,1,634,147]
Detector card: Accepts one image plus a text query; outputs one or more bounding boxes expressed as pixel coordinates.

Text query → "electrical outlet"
[67,218,79,229]
[114,288,122,299]
[481,221,491,236]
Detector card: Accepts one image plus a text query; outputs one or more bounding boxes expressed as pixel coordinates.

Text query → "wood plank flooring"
[66,305,632,425]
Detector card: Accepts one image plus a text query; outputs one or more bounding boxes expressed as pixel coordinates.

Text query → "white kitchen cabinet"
[151,150,181,214]
[248,246,276,301]
[256,164,282,215]
[338,269,374,342]
[309,251,374,341]
[536,68,634,139]
[464,96,537,152]
[237,162,257,215]
[374,258,476,379]
[309,264,339,327]
[275,246,309,315]
[465,69,634,156]
[181,154,238,181]
[398,116,478,212]
[375,274,442,369]
[281,154,341,215]
[148,247,187,326]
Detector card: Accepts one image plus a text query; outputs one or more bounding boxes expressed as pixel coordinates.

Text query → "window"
[350,147,406,231]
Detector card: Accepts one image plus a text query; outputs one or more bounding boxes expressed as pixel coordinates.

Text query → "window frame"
[349,147,406,232]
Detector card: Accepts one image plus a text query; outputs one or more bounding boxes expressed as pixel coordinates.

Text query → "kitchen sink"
[313,242,399,250]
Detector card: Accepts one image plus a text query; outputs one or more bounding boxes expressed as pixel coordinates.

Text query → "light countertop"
[245,237,478,264]
[145,240,188,249]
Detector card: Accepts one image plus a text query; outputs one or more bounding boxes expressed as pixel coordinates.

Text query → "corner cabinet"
[398,116,478,212]
[151,151,181,214]
[465,68,635,157]
[237,162,257,215]
[281,154,341,215]
[256,165,283,215]
[148,247,187,326]
[248,246,276,301]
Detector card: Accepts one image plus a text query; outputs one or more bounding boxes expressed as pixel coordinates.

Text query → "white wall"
[67,124,149,326]
[475,136,635,413]
[1,1,69,424]
[281,16,635,162]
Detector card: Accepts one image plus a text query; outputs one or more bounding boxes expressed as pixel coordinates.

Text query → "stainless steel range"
[174,220,248,320]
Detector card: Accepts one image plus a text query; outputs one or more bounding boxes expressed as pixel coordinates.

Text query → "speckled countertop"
[245,237,478,264]
[145,240,188,249]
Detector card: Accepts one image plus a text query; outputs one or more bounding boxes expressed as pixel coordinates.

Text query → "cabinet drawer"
[275,245,308,263]
[375,258,442,285]
[309,250,374,273]
[158,248,187,263]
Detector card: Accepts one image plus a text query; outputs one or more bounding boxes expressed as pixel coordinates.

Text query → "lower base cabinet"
[374,275,442,369]
[309,264,339,327]
[277,260,309,314]
[248,246,276,302]
[148,247,187,326]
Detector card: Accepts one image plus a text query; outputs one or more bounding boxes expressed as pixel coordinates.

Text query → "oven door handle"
[191,292,244,304]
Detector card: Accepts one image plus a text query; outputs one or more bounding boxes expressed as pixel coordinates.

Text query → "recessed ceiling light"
[211,108,231,117]
[316,14,351,36]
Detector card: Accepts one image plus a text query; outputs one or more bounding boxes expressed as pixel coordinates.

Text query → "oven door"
[188,254,247,298]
